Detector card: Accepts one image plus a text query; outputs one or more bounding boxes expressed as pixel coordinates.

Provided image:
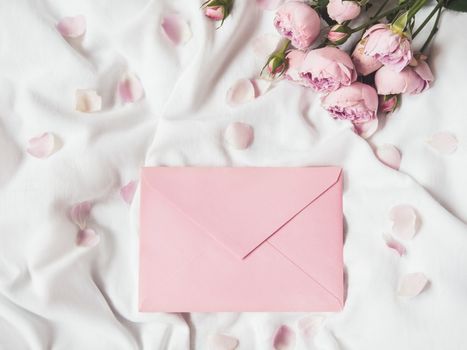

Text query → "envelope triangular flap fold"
[142,167,342,259]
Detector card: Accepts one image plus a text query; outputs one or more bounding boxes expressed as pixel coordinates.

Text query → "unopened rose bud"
[379,94,400,113]
[267,56,286,76]
[327,24,351,45]
[202,0,233,26]
[204,6,224,21]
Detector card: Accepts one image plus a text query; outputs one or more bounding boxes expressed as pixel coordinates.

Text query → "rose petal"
[75,89,102,113]
[118,73,144,103]
[273,325,295,350]
[76,228,100,247]
[251,78,272,97]
[376,144,401,170]
[383,233,406,256]
[120,181,137,204]
[56,15,86,38]
[426,131,458,155]
[298,316,324,338]
[161,14,192,46]
[208,334,239,350]
[257,0,284,10]
[397,272,429,297]
[353,118,378,139]
[70,201,92,230]
[224,122,254,150]
[252,34,281,59]
[226,79,256,106]
[389,205,418,240]
[27,132,57,159]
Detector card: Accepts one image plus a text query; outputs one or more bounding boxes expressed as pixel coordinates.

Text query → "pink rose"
[299,47,357,93]
[274,1,321,50]
[321,82,378,123]
[351,39,383,76]
[327,0,361,24]
[379,94,399,113]
[204,6,224,21]
[285,49,306,83]
[362,24,412,72]
[327,24,351,45]
[375,61,434,95]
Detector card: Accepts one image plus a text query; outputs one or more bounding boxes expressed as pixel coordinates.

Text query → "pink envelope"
[139,167,344,312]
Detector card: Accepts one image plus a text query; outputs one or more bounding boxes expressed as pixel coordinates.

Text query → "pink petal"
[161,14,192,46]
[56,15,86,38]
[426,131,458,155]
[224,122,254,150]
[397,272,429,297]
[353,118,379,139]
[257,0,284,10]
[273,325,296,350]
[70,201,92,230]
[252,34,281,59]
[383,233,406,256]
[389,205,418,240]
[376,144,401,170]
[118,73,144,103]
[251,78,272,97]
[208,334,239,350]
[120,181,137,204]
[226,79,256,106]
[27,132,57,159]
[75,89,102,113]
[298,316,324,338]
[76,228,100,247]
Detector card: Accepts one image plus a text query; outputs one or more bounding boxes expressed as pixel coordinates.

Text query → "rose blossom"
[204,6,224,21]
[321,82,378,123]
[285,49,306,83]
[273,1,321,50]
[299,47,357,93]
[362,23,412,72]
[351,39,383,76]
[327,0,361,24]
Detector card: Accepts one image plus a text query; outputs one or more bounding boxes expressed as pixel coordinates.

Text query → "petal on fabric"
[120,180,137,204]
[118,73,144,103]
[273,325,296,350]
[75,89,102,113]
[161,14,192,46]
[252,34,280,59]
[251,78,272,97]
[389,204,418,240]
[56,15,86,38]
[383,233,406,256]
[208,334,239,350]
[397,272,429,297]
[26,132,57,159]
[353,118,378,139]
[298,315,325,338]
[426,131,458,155]
[226,79,256,106]
[376,144,401,170]
[76,228,100,247]
[257,0,284,10]
[224,122,254,150]
[70,201,92,230]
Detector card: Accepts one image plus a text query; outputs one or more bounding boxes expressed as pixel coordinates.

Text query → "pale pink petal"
[76,228,100,247]
[70,201,92,230]
[383,233,406,256]
[226,79,256,106]
[389,205,418,240]
[273,325,296,350]
[298,316,324,338]
[75,89,102,113]
[161,14,192,46]
[224,122,254,150]
[397,272,429,297]
[353,118,378,139]
[120,181,137,204]
[27,132,57,158]
[252,34,281,59]
[251,78,272,97]
[376,144,401,170]
[118,73,144,103]
[208,334,239,350]
[426,131,458,155]
[257,0,284,10]
[56,15,86,38]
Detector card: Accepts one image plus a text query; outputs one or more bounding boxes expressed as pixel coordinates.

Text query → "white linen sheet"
[0,0,466,349]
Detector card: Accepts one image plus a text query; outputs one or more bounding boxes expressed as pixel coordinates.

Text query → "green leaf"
[445,0,467,12]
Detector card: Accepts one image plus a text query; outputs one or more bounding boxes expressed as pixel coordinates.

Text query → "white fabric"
[0,0,466,349]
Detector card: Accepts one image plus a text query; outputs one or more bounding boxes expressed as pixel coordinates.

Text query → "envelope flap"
[141,167,342,259]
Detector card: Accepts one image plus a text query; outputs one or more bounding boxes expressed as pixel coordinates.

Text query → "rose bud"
[351,39,383,76]
[321,82,378,123]
[327,24,351,45]
[274,1,321,50]
[361,23,412,72]
[379,94,400,113]
[202,0,233,26]
[327,0,361,24]
[299,46,357,93]
[261,41,290,79]
[375,63,434,95]
[284,49,307,84]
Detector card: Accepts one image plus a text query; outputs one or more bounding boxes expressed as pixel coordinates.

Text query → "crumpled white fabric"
[0,0,466,349]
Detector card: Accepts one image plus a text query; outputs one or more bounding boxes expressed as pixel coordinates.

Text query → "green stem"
[407,0,429,19]
[412,1,443,38]
[350,2,409,33]
[371,0,391,19]
[421,5,442,52]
